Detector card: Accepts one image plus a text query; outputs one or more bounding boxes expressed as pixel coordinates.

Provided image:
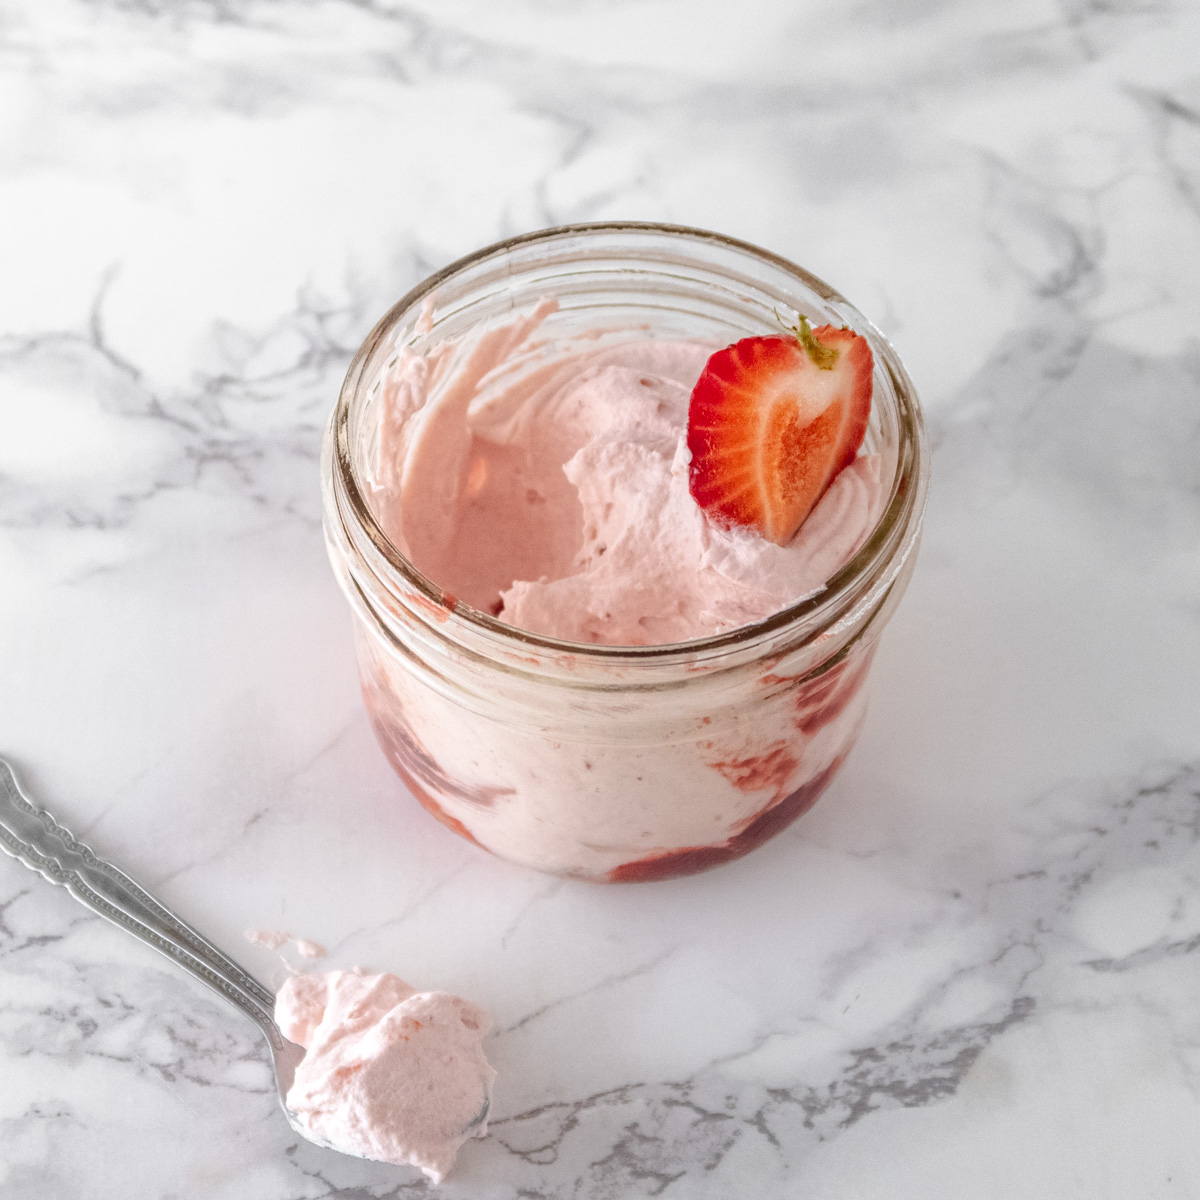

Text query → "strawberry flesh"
[687,321,873,545]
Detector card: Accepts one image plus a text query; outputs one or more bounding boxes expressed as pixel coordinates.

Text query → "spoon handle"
[0,756,280,1040]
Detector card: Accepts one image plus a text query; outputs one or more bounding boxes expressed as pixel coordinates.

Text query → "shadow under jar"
[321,222,929,883]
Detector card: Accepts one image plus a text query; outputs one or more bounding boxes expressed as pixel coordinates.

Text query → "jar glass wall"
[321,223,928,882]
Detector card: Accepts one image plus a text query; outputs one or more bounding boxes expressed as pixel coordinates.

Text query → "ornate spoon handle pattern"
[0,757,303,1086]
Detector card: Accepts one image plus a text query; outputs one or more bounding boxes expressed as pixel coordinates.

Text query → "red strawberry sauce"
[608,750,849,882]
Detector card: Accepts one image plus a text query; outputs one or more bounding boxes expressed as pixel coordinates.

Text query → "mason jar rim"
[326,221,928,664]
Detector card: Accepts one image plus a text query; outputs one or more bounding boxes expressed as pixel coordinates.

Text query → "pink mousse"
[275,970,495,1182]
[367,302,881,646]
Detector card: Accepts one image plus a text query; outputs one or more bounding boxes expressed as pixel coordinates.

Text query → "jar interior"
[330,223,925,669]
[352,232,902,612]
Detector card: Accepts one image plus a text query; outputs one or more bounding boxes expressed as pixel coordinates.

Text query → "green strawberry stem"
[793,315,839,371]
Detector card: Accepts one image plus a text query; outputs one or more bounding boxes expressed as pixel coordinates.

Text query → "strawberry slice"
[687,317,873,545]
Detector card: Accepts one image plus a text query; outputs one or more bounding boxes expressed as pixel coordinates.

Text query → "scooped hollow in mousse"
[366,300,882,647]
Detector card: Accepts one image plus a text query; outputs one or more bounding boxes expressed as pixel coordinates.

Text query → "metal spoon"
[0,755,315,1145]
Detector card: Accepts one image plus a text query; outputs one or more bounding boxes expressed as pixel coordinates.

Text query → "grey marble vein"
[1,0,1198,1195]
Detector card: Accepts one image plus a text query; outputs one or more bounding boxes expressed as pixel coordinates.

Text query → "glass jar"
[321,223,928,882]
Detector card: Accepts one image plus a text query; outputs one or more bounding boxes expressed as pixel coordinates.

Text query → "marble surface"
[2,0,1199,1195]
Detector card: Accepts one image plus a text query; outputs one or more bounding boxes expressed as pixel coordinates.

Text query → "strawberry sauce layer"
[607,751,849,883]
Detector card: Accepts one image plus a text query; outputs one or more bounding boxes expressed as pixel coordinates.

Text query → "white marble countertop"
[2,1,1199,1196]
